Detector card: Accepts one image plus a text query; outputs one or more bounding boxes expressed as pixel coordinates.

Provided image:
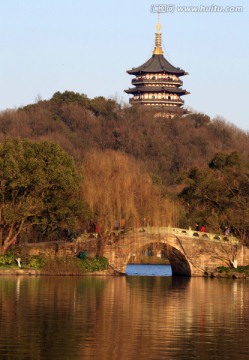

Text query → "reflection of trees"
[0,276,108,359]
[0,276,249,359]
[83,277,249,360]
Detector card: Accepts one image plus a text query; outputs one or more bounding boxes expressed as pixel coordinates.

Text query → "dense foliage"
[0,139,87,253]
[180,152,249,243]
[1,91,249,244]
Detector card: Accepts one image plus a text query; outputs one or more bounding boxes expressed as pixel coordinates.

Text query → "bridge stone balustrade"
[133,227,239,244]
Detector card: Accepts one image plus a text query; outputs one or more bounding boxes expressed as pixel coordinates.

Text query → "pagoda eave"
[131,77,183,86]
[129,98,185,106]
[124,86,188,96]
[127,69,186,77]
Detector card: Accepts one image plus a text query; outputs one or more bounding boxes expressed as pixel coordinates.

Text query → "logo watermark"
[150,4,243,13]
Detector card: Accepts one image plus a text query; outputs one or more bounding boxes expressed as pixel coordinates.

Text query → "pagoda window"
[168,96,171,100]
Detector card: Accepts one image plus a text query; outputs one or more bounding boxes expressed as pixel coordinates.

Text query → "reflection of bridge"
[78,226,246,277]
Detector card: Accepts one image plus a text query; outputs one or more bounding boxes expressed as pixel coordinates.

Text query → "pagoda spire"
[153,13,163,55]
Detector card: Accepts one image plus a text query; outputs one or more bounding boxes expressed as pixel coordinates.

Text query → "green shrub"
[79,257,109,272]
[217,266,229,273]
[217,265,249,275]
[25,256,45,269]
[0,254,15,266]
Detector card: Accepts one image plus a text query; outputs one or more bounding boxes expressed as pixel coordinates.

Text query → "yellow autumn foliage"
[81,150,178,231]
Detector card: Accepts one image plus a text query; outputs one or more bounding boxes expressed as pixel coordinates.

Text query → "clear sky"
[0,0,248,130]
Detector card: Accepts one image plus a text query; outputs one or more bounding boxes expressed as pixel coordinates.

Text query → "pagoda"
[124,15,189,117]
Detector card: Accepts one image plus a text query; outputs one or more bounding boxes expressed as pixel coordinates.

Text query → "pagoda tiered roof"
[127,54,187,76]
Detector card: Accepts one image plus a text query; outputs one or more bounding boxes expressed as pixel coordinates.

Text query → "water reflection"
[0,274,248,360]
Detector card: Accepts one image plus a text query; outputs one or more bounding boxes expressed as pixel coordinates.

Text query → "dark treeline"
[1,91,249,244]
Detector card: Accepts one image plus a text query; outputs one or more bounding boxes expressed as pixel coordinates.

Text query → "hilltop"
[1,91,248,187]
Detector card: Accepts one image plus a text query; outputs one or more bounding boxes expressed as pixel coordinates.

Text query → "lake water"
[126,263,172,276]
[0,265,249,360]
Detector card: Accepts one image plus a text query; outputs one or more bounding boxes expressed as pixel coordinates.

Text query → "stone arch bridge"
[78,227,248,276]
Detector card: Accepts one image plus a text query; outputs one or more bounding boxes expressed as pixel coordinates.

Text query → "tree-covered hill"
[1,91,249,241]
[1,91,248,188]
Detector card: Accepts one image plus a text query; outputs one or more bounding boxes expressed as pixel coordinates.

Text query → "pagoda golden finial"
[153,12,163,55]
[156,12,161,31]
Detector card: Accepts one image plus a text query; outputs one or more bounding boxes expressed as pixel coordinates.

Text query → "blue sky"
[0,0,248,130]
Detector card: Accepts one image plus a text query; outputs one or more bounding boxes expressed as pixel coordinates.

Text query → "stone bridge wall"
[16,232,249,277]
[17,239,98,258]
[103,232,249,276]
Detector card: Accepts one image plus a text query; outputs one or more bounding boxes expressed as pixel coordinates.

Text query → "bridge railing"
[134,226,239,245]
[75,226,239,245]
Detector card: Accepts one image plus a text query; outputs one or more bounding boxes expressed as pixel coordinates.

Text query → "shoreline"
[0,268,116,276]
[210,271,249,279]
[0,267,248,279]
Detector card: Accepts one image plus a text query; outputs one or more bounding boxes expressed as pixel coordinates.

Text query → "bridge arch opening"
[166,244,191,276]
[126,242,191,276]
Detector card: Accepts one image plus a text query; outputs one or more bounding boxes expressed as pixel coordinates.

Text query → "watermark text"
[150,4,243,13]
